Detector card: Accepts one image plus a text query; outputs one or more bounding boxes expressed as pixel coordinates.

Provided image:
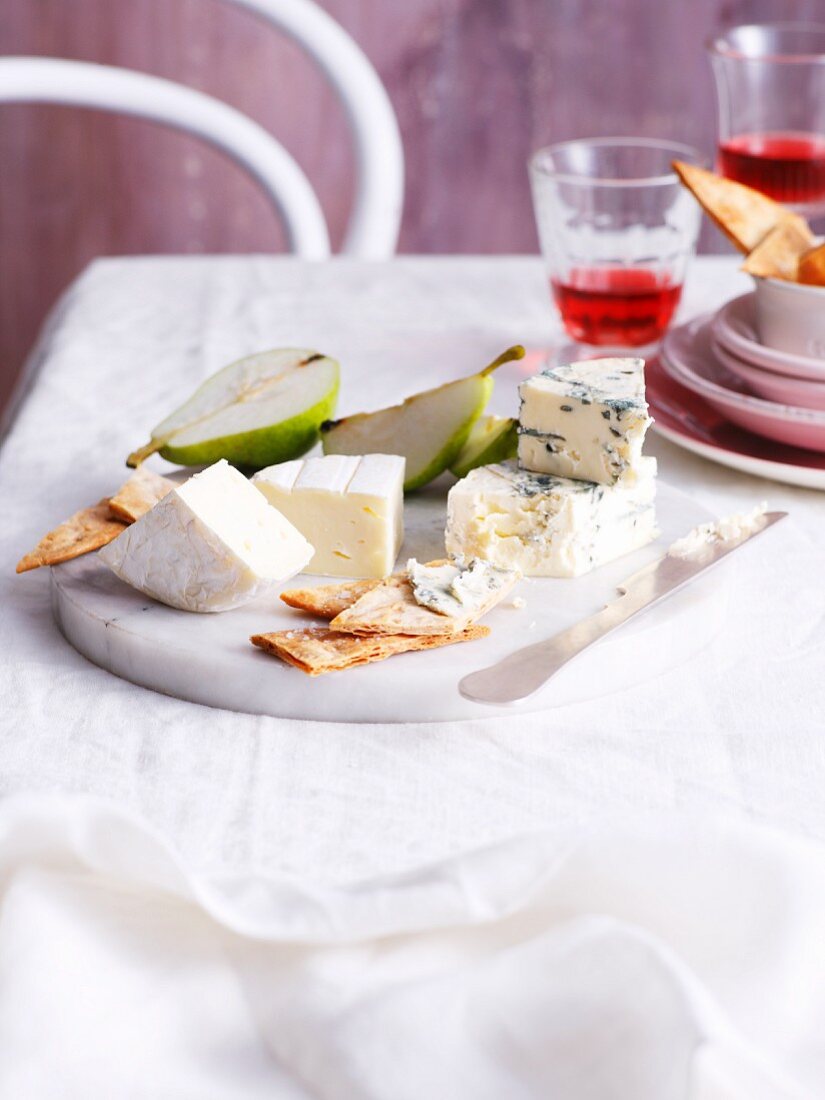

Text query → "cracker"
[329,558,516,637]
[280,577,386,619]
[799,241,825,287]
[279,563,452,620]
[741,218,815,281]
[16,500,125,573]
[327,576,464,636]
[250,624,489,675]
[673,161,800,254]
[108,467,176,523]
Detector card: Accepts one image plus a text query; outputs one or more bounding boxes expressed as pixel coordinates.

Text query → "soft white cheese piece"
[518,358,652,485]
[252,453,405,578]
[446,458,658,578]
[668,503,767,558]
[406,557,519,617]
[99,459,313,612]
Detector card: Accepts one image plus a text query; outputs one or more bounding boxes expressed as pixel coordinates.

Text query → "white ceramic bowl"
[753,276,825,360]
[711,293,825,381]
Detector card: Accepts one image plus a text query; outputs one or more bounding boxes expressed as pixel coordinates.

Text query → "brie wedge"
[446,458,658,578]
[99,459,313,612]
[518,358,651,485]
[252,454,404,578]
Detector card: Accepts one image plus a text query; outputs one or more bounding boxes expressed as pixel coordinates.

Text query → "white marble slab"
[51,480,724,723]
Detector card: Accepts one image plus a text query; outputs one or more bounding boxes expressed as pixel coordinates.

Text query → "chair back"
[0,56,331,257]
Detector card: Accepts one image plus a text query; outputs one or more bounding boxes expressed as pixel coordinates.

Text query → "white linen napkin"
[0,794,820,1099]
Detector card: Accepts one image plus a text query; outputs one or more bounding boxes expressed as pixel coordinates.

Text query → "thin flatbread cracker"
[108,467,176,523]
[250,624,489,675]
[741,219,815,280]
[799,241,825,286]
[280,577,386,619]
[280,564,453,620]
[673,161,801,254]
[16,500,125,573]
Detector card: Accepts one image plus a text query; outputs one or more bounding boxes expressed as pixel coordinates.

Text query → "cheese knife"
[459,510,787,706]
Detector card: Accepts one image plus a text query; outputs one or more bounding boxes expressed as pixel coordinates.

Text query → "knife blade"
[458,510,787,707]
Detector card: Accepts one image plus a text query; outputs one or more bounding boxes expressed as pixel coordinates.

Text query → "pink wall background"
[1,0,822,409]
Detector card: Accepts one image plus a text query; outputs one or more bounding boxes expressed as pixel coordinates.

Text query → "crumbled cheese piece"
[406,557,519,618]
[669,504,768,558]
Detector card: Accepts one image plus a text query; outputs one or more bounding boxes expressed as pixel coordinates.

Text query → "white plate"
[661,315,825,452]
[52,480,725,724]
[711,294,825,381]
[647,355,825,491]
[711,339,825,410]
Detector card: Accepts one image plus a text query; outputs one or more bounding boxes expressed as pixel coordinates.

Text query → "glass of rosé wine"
[529,138,702,358]
[709,24,825,216]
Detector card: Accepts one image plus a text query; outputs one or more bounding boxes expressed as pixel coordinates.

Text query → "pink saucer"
[646,356,825,490]
[660,315,825,453]
[711,294,825,382]
[712,340,825,411]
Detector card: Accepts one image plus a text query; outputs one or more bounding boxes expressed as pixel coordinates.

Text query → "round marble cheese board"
[51,480,726,723]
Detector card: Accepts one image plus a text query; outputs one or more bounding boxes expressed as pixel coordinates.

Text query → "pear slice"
[450,415,518,478]
[127,348,339,469]
[321,346,525,491]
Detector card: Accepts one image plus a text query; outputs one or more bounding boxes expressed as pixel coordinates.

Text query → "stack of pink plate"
[652,291,825,489]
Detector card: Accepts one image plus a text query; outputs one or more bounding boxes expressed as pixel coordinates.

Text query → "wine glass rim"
[530,138,703,187]
[708,22,825,64]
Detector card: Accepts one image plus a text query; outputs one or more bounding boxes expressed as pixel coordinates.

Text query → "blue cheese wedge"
[406,557,519,617]
[99,459,313,612]
[252,454,404,578]
[518,358,651,485]
[445,458,658,578]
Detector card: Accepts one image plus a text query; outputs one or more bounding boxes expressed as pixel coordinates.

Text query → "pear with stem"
[321,345,525,491]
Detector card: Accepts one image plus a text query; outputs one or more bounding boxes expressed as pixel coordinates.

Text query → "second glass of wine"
[709,23,825,216]
[529,138,702,361]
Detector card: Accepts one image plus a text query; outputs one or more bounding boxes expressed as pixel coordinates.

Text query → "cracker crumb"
[511,596,526,609]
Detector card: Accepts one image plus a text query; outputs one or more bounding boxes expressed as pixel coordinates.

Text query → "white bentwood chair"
[0,0,405,259]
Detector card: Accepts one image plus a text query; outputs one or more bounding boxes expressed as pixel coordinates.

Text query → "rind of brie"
[518,357,651,486]
[99,459,313,612]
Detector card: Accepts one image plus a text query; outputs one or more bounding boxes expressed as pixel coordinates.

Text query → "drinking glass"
[709,24,825,215]
[529,138,702,358]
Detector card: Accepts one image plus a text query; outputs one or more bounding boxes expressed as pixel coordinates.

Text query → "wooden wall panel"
[1,0,824,410]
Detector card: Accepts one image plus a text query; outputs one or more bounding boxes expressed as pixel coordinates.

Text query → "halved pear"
[321,346,524,491]
[450,415,518,478]
[127,348,339,469]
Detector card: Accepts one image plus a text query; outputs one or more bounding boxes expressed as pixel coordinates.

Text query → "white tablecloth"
[0,795,822,1099]
[2,255,824,888]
